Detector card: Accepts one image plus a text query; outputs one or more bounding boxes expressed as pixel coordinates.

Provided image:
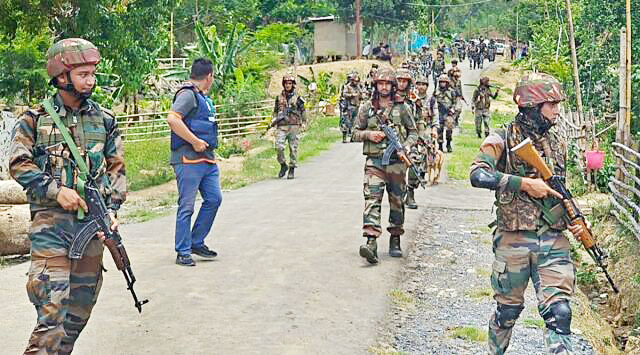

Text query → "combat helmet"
[415,75,429,85]
[282,73,296,86]
[480,76,490,86]
[47,38,100,80]
[375,67,396,84]
[513,72,565,108]
[438,74,450,84]
[395,68,413,83]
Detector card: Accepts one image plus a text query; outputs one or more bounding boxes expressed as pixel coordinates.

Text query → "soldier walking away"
[272,73,307,179]
[167,58,222,266]
[419,45,433,78]
[406,75,435,209]
[352,68,418,264]
[339,72,363,143]
[9,38,126,354]
[470,73,584,355]
[472,76,500,138]
[431,74,456,153]
[448,65,466,127]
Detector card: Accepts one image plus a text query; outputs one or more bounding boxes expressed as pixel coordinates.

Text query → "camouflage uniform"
[419,47,433,78]
[430,74,456,152]
[473,77,499,138]
[9,38,126,354]
[340,76,362,142]
[352,68,418,263]
[273,74,306,178]
[448,67,464,127]
[431,53,446,88]
[470,73,575,355]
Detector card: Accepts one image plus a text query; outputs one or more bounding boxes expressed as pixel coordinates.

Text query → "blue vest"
[171,85,218,151]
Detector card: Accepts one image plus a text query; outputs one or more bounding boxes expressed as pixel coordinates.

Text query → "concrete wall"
[313,21,360,57]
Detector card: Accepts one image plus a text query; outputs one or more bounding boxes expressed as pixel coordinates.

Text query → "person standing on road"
[339,72,362,143]
[472,76,500,138]
[272,73,306,179]
[431,51,445,88]
[448,63,465,127]
[352,68,418,264]
[394,68,416,115]
[9,38,126,354]
[167,58,222,266]
[430,74,456,153]
[470,73,582,355]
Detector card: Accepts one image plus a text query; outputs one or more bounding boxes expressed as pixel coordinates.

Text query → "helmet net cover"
[513,72,566,108]
[438,74,450,83]
[47,38,100,79]
[375,68,396,84]
[415,75,429,85]
[395,68,412,81]
[282,73,296,86]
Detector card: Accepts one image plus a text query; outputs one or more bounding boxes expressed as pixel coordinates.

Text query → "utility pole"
[625,0,632,146]
[565,0,584,123]
[170,11,174,64]
[355,0,361,59]
[516,7,519,59]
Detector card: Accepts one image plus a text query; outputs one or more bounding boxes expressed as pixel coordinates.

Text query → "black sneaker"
[176,254,195,266]
[192,245,217,259]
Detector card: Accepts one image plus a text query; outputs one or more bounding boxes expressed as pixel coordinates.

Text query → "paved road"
[0,61,494,355]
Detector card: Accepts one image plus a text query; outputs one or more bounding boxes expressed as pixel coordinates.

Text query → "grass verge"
[450,326,488,342]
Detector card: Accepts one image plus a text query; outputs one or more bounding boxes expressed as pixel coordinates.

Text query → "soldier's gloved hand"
[368,131,386,143]
[520,178,563,199]
[56,186,88,212]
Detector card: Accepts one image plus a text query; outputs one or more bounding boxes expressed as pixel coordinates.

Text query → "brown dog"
[425,132,445,185]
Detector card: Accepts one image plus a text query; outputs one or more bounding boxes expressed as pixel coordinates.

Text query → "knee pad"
[495,303,524,329]
[541,300,572,335]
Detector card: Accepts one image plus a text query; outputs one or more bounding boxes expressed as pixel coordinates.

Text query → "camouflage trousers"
[475,109,491,137]
[24,210,104,355]
[362,157,407,237]
[407,144,426,189]
[340,106,357,134]
[489,229,576,355]
[276,125,300,168]
[437,111,455,144]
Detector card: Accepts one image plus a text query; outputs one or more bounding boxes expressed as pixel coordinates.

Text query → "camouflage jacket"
[470,120,568,232]
[9,93,126,214]
[450,78,463,99]
[430,87,456,115]
[473,86,498,111]
[341,82,362,107]
[432,59,445,74]
[273,90,306,126]
[352,98,418,158]
[412,93,434,138]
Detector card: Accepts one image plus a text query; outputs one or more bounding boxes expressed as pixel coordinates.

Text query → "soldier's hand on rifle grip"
[56,186,88,212]
[520,177,563,199]
[368,131,386,143]
[96,213,119,242]
[568,222,586,241]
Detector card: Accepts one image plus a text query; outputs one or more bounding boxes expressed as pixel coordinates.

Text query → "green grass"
[522,318,545,329]
[0,255,30,270]
[450,326,487,342]
[389,289,416,308]
[124,139,175,191]
[465,286,493,300]
[368,346,408,355]
[120,192,178,224]
[447,112,483,180]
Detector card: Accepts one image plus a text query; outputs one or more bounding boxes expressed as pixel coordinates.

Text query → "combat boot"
[477,131,482,138]
[278,163,288,178]
[446,140,453,153]
[389,235,402,257]
[359,236,378,264]
[342,132,347,143]
[438,142,443,152]
[287,167,295,179]
[405,188,417,209]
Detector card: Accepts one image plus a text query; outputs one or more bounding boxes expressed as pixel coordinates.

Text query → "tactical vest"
[170,83,218,151]
[435,88,455,114]
[32,99,110,208]
[413,95,433,129]
[360,100,410,158]
[474,87,492,110]
[495,123,569,232]
[277,91,302,126]
[342,83,361,107]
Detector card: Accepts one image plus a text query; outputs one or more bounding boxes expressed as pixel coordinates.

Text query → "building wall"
[313,21,360,57]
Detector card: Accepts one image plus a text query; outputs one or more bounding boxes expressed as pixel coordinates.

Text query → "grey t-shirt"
[169,86,215,164]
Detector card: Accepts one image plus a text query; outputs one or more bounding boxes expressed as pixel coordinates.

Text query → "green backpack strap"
[41,98,90,219]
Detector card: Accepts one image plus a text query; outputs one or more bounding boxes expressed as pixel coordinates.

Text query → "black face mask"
[517,106,554,136]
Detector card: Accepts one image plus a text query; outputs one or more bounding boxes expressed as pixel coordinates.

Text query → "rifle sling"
[41,99,90,176]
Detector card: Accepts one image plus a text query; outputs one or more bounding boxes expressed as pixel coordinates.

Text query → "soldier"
[339,72,363,143]
[431,74,456,153]
[365,64,379,98]
[448,66,465,127]
[394,68,416,115]
[419,45,433,78]
[470,73,583,355]
[472,76,500,138]
[432,51,446,89]
[272,73,306,179]
[9,38,125,354]
[406,75,435,209]
[352,68,418,264]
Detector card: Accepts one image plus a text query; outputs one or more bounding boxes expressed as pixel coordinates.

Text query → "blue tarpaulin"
[410,33,430,51]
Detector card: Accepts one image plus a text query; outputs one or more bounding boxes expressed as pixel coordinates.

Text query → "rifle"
[376,110,426,188]
[511,138,619,293]
[69,180,150,312]
[464,83,502,88]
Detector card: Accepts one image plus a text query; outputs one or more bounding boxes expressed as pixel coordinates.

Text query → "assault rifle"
[512,138,619,293]
[376,110,426,188]
[464,83,502,88]
[70,181,150,312]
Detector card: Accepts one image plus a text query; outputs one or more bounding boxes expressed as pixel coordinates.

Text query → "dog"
[425,133,445,185]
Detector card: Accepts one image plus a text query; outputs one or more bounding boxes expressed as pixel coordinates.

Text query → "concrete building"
[309,16,360,60]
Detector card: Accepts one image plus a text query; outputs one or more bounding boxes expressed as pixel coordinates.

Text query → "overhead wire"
[406,0,496,8]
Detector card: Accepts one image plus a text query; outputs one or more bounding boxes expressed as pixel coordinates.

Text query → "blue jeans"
[173,163,222,255]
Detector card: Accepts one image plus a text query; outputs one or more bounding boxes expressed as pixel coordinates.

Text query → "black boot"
[287,167,295,179]
[477,131,482,138]
[342,132,347,143]
[359,236,378,264]
[389,235,402,257]
[405,188,417,209]
[278,163,288,178]
[438,142,443,152]
[446,140,452,153]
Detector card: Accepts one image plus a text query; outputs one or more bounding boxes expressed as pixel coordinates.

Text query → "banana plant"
[190,21,256,98]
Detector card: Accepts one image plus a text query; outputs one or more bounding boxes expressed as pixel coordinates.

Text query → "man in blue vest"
[166,58,222,266]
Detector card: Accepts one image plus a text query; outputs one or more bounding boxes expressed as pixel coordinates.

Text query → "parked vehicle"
[495,43,505,55]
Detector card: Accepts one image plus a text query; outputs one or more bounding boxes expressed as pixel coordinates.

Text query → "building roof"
[308,15,335,22]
